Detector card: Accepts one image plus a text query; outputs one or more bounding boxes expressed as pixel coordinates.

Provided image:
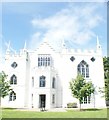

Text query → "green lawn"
[2,108,107,118]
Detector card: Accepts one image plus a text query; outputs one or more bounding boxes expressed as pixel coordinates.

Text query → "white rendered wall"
[1,41,106,109]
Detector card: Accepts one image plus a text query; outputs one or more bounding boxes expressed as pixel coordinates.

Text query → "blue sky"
[1,2,107,56]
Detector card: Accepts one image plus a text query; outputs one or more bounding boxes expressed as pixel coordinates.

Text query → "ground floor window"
[81,96,91,104]
[52,94,55,104]
[31,94,34,108]
[9,91,16,101]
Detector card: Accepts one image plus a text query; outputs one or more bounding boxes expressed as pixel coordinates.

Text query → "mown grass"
[2,108,107,118]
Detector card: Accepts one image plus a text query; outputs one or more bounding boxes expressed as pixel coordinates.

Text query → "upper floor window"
[52,77,56,88]
[11,62,18,69]
[10,74,17,85]
[9,91,16,101]
[77,60,89,78]
[32,77,34,87]
[70,56,75,62]
[39,75,46,87]
[90,57,95,62]
[38,54,51,67]
[52,94,55,104]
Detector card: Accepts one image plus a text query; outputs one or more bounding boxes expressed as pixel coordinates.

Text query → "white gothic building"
[1,38,106,109]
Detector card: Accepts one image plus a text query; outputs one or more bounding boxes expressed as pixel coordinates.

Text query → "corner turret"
[96,36,102,55]
[6,41,11,55]
[96,36,101,50]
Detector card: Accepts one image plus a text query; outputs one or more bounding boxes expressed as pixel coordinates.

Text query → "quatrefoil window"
[70,56,75,62]
[90,57,95,62]
[11,62,18,68]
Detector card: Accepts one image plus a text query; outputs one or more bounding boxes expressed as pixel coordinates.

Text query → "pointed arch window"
[10,74,17,84]
[32,77,34,87]
[9,91,16,101]
[39,75,46,87]
[52,77,56,88]
[77,60,89,78]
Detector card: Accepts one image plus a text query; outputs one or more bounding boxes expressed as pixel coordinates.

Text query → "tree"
[100,57,109,106]
[105,78,109,104]
[0,71,12,106]
[103,57,109,79]
[69,74,95,110]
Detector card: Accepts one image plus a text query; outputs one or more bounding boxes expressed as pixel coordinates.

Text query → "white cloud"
[29,3,104,50]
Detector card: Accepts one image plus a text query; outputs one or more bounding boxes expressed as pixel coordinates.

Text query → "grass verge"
[2,108,107,118]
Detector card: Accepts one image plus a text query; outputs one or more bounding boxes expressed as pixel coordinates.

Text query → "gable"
[35,40,56,54]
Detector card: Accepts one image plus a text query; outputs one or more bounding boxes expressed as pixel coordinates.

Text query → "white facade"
[1,39,106,109]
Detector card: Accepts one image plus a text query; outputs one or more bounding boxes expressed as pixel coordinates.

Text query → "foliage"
[105,78,109,105]
[102,57,109,105]
[69,74,95,110]
[67,102,78,108]
[103,57,109,79]
[0,71,12,98]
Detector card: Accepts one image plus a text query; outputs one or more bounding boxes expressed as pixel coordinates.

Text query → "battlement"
[5,36,102,58]
[5,49,28,59]
[5,46,102,59]
[61,48,102,56]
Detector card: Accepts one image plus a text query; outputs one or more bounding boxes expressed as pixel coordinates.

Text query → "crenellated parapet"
[61,36,102,56]
[5,49,29,61]
[61,48,102,56]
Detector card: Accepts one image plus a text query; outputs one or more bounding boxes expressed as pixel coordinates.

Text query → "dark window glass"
[52,94,55,104]
[41,57,43,66]
[32,77,34,87]
[81,96,91,104]
[39,76,46,87]
[48,57,50,66]
[38,58,40,66]
[45,57,47,66]
[11,62,18,68]
[91,57,95,62]
[10,74,17,85]
[77,60,89,78]
[70,56,75,62]
[52,77,55,88]
[9,91,16,101]
[38,55,51,67]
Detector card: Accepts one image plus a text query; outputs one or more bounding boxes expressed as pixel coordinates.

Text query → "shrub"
[67,102,78,108]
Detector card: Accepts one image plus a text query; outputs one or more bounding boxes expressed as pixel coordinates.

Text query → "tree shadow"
[2,107,17,110]
[81,108,102,111]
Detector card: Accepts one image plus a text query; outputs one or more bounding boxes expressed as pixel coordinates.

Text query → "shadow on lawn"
[2,108,17,110]
[81,108,102,111]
